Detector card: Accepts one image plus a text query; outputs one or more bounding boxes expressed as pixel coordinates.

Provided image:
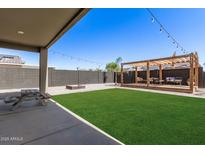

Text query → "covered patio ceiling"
[0,8,89,52]
[0,8,90,93]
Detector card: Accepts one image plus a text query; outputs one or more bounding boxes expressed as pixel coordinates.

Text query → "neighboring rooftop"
[0,54,24,64]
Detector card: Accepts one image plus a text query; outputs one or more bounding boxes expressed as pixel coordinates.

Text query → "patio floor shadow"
[0,93,119,145]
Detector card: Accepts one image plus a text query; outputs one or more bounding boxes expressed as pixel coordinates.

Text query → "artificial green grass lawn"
[53,88,205,145]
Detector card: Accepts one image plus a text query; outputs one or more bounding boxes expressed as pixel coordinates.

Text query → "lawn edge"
[50,99,125,145]
[51,87,118,96]
[116,87,205,99]
[52,87,205,100]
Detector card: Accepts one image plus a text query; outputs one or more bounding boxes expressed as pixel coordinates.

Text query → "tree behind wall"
[105,57,122,84]
[105,62,118,72]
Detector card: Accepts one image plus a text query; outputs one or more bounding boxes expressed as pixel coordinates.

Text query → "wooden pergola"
[121,52,199,93]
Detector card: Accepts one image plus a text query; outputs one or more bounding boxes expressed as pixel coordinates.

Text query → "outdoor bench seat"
[166,77,183,85]
[3,89,51,111]
[135,77,144,83]
[37,93,52,106]
[4,96,20,104]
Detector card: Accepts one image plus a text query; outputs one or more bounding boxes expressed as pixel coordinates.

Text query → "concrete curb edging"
[51,99,125,145]
[116,86,205,99]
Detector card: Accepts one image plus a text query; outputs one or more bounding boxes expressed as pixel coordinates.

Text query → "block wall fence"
[0,66,114,89]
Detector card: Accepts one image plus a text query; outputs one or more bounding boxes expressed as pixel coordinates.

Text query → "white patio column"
[39,48,48,94]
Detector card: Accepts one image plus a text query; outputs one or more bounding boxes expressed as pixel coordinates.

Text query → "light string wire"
[146,8,187,54]
[49,50,104,69]
[50,10,187,69]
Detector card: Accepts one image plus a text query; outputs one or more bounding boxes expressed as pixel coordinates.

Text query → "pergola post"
[39,48,48,94]
[189,53,194,93]
[147,61,150,87]
[121,64,124,86]
[135,66,138,84]
[159,64,163,82]
[194,53,199,88]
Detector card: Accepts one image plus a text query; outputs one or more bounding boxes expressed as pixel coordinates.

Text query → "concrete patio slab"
[48,83,116,95]
[0,83,116,96]
[0,97,120,145]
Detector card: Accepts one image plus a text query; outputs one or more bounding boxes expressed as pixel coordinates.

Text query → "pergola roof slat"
[122,53,191,67]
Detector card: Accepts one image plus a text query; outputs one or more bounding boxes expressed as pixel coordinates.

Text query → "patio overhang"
[0,8,90,93]
[0,8,89,52]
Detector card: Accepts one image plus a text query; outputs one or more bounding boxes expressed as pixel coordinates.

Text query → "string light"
[146,8,187,54]
[151,17,155,23]
[50,50,105,66]
[159,27,163,33]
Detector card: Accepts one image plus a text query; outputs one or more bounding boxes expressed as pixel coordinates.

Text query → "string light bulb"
[151,17,155,23]
[146,8,187,53]
[160,27,163,33]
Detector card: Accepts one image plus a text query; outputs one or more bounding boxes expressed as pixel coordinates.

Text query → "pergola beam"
[124,57,191,68]
[122,53,190,66]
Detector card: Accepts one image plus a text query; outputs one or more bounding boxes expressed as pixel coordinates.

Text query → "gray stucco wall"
[105,72,115,83]
[0,67,39,89]
[0,67,114,89]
